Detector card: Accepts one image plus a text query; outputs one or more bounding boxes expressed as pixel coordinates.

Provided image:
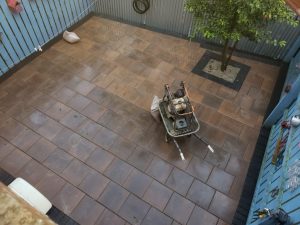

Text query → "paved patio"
[0,16,279,225]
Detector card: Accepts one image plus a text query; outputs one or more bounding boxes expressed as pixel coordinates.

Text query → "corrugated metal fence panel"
[95,0,144,24]
[145,0,193,36]
[236,23,300,59]
[0,0,94,77]
[94,0,300,59]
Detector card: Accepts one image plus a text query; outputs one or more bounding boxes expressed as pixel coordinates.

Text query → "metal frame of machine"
[158,81,214,160]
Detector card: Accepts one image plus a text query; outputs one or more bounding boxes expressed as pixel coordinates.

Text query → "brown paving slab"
[164,193,195,225]
[108,136,136,161]
[60,110,88,130]
[238,95,254,111]
[204,147,230,169]
[71,195,105,225]
[73,80,96,96]
[79,171,110,199]
[92,125,119,150]
[52,183,85,215]
[10,127,40,151]
[97,109,126,133]
[127,61,148,75]
[62,159,93,186]
[104,158,133,184]
[186,156,213,182]
[86,147,114,172]
[209,191,238,224]
[143,180,173,211]
[228,175,247,201]
[67,93,92,111]
[51,86,76,103]
[222,134,247,157]
[207,167,234,194]
[201,93,223,109]
[22,110,50,130]
[0,138,15,161]
[243,143,256,162]
[225,155,248,176]
[1,148,31,176]
[98,181,129,212]
[196,104,222,126]
[123,168,152,197]
[86,86,108,104]
[157,61,174,74]
[37,118,64,140]
[261,78,276,91]
[217,116,244,137]
[67,136,97,161]
[36,170,66,199]
[141,207,172,225]
[127,146,154,171]
[0,118,26,141]
[118,194,151,225]
[32,94,57,112]
[239,126,260,143]
[186,179,215,209]
[127,127,154,148]
[17,159,49,186]
[217,219,229,225]
[81,101,107,121]
[44,101,71,121]
[245,72,264,88]
[252,97,270,115]
[216,86,237,100]
[95,208,126,225]
[171,221,181,225]
[218,100,239,117]
[167,149,193,171]
[74,65,99,81]
[98,90,126,111]
[187,206,218,225]
[197,122,226,148]
[0,111,9,124]
[44,148,74,173]
[201,80,221,95]
[178,135,208,160]
[63,76,83,91]
[165,167,194,196]
[146,156,173,183]
[52,127,80,150]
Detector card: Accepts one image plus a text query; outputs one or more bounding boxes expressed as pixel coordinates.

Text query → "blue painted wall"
[264,50,300,127]
[247,61,300,224]
[0,0,94,76]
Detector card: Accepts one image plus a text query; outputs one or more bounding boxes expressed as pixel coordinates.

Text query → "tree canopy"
[185,0,299,70]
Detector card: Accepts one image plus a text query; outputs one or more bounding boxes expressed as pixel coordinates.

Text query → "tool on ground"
[158,81,215,160]
[272,121,290,165]
[253,208,293,225]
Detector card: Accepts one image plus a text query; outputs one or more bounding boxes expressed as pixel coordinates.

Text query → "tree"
[185,0,298,71]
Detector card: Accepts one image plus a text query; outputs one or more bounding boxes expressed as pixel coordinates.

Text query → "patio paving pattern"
[0,16,279,225]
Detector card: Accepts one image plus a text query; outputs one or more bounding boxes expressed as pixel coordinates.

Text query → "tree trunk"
[221,39,229,72]
[223,40,239,70]
[221,11,238,72]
